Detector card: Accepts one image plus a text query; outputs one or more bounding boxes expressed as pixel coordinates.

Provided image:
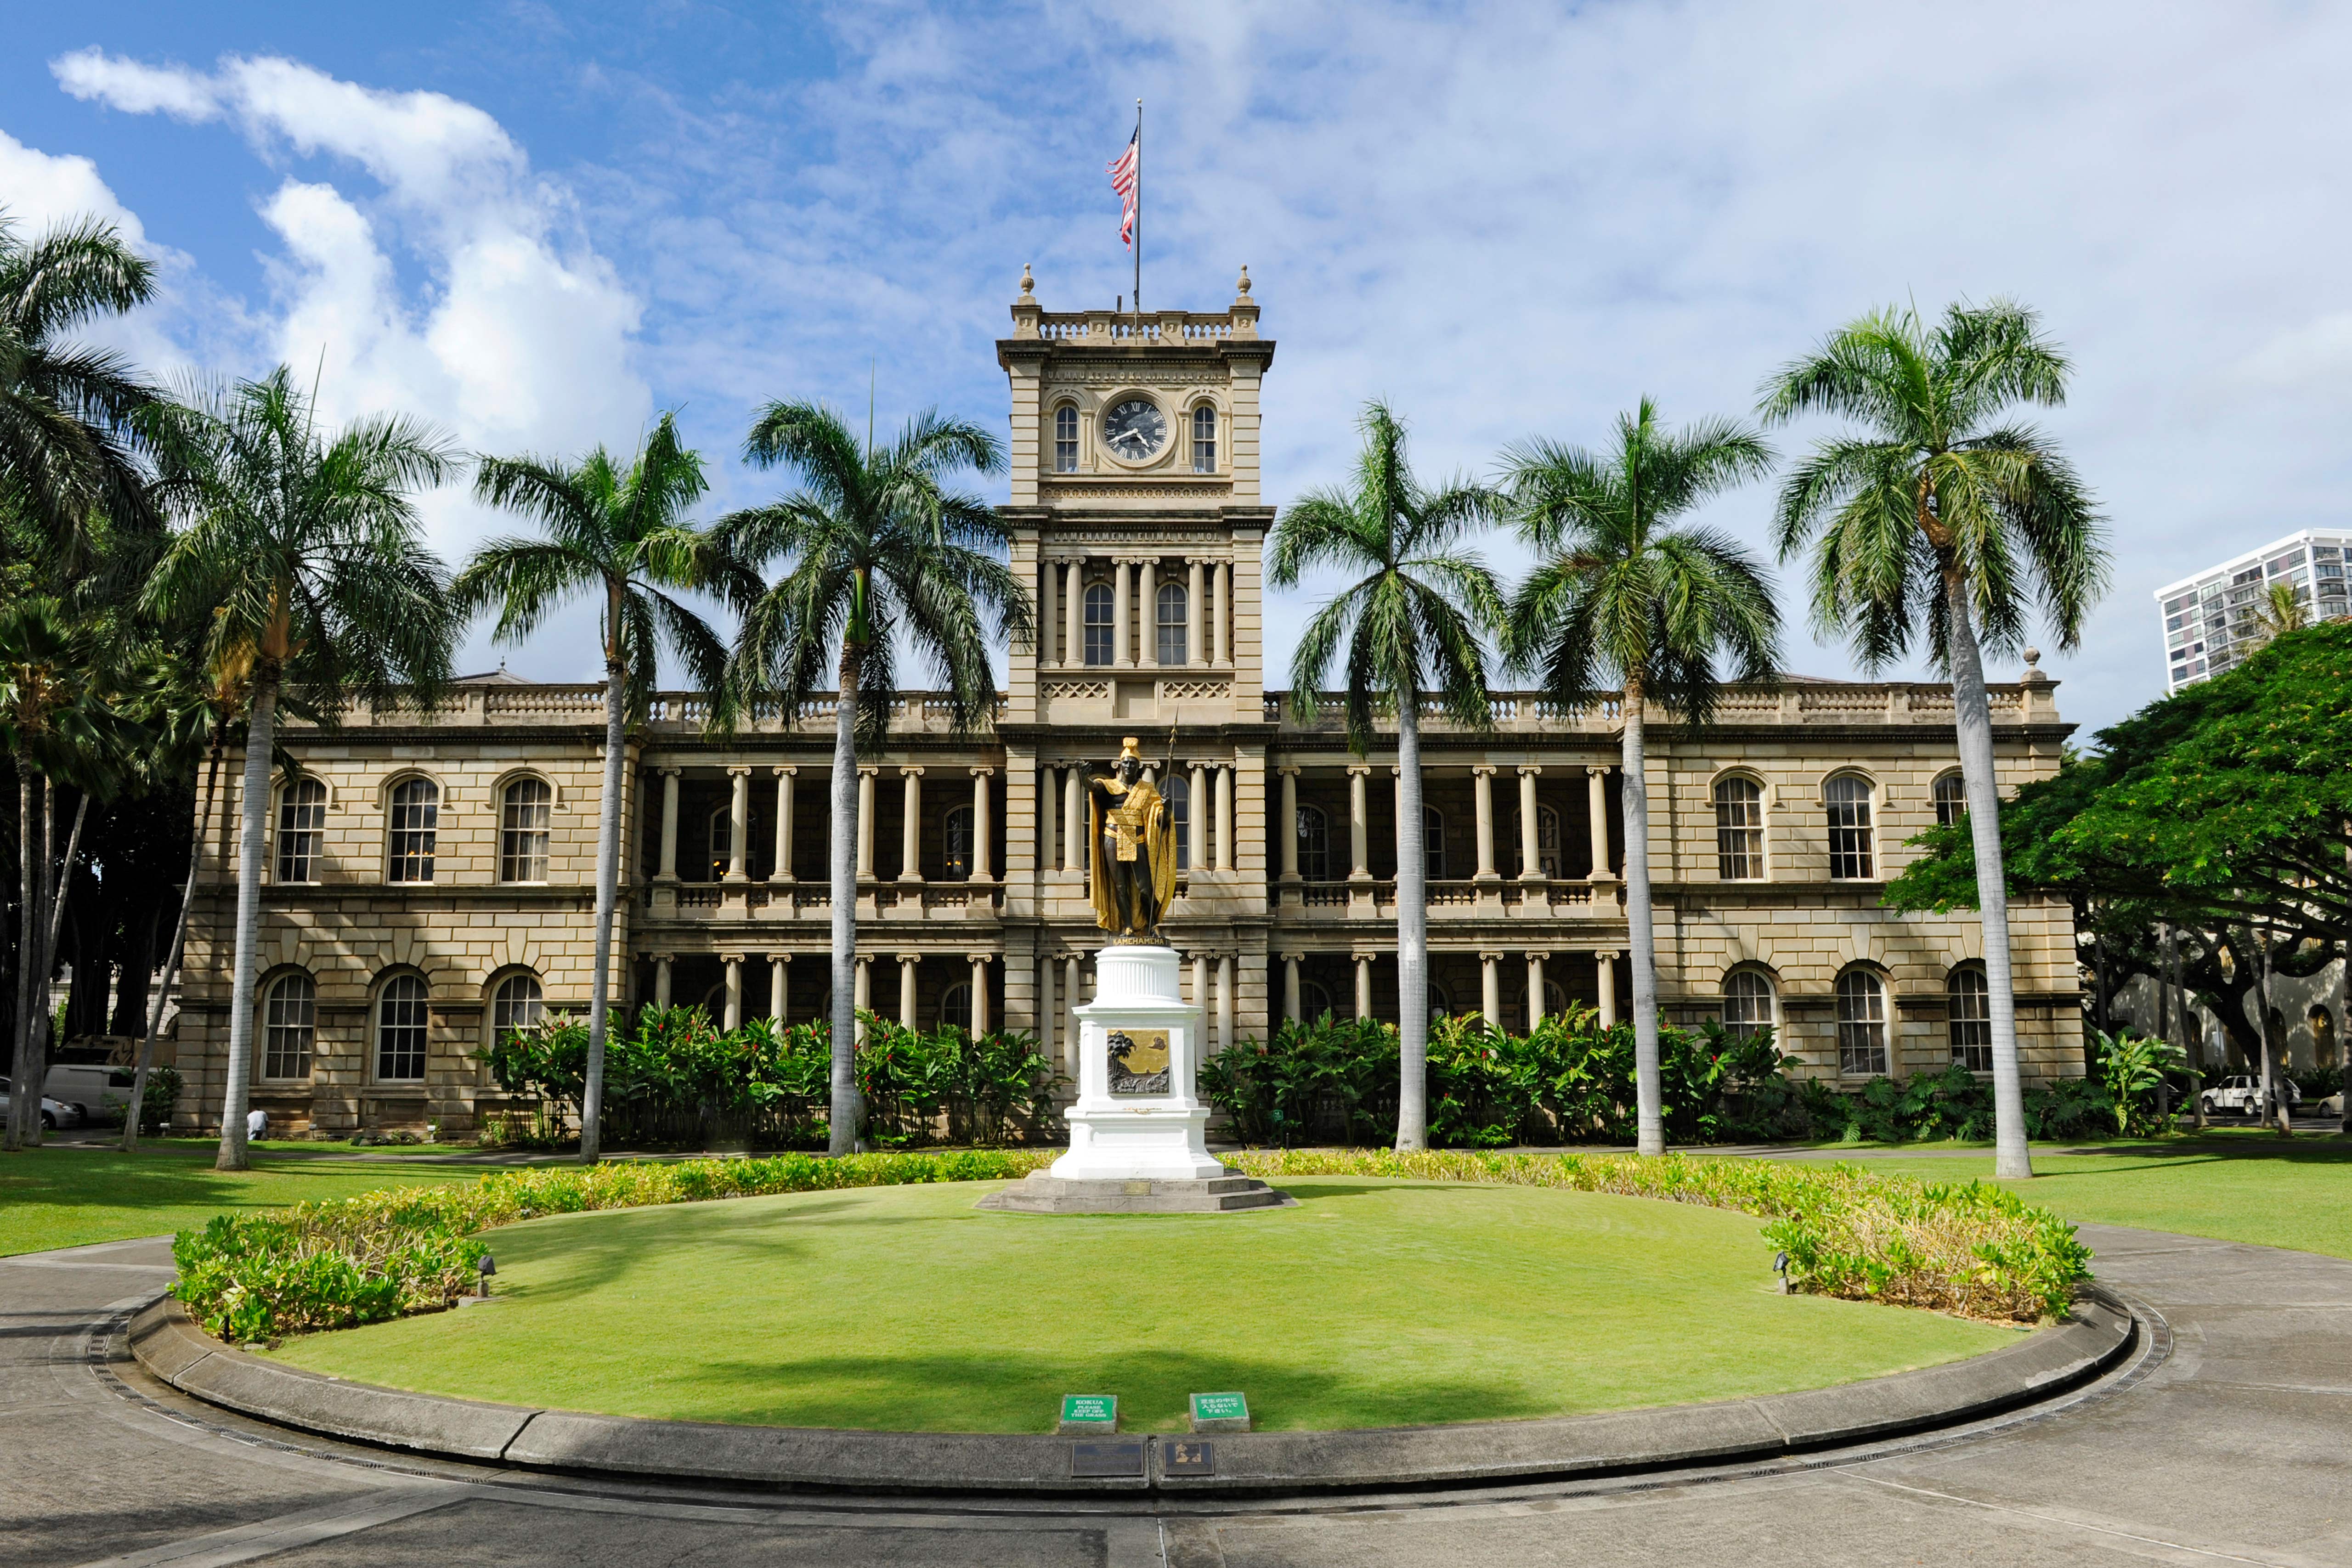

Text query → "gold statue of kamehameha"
[1087,737,1178,942]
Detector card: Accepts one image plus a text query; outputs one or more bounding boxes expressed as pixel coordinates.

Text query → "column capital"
[1516,764,1544,777]
[658,765,684,778]
[1586,764,1611,778]
[1276,763,1302,777]
[724,952,744,967]
[899,764,925,777]
[858,764,881,778]
[1525,949,1552,961]
[725,764,752,777]
[1479,949,1505,962]
[1346,763,1373,777]
[966,951,994,967]
[854,953,873,967]
[896,952,920,964]
[1594,948,1621,961]
[651,950,675,963]
[968,765,995,778]
[772,951,792,964]
[1470,764,1497,778]
[771,764,797,777]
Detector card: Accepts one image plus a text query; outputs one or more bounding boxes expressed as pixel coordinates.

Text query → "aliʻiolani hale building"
[169,269,2084,1138]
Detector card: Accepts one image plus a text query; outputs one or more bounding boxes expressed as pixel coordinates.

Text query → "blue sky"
[7,2,2350,738]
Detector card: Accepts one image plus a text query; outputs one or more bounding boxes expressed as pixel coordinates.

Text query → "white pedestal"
[1051,945,1227,1182]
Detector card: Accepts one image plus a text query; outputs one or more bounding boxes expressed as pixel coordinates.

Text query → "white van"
[45,1060,138,1125]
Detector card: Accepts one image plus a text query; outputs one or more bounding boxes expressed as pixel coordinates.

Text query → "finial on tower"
[1020,263,1035,297]
[1236,264,1251,298]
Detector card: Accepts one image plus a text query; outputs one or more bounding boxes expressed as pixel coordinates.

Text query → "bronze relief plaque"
[1106,1028,1171,1094]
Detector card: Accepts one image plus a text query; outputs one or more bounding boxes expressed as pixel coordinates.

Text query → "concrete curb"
[129,1289,2135,1497]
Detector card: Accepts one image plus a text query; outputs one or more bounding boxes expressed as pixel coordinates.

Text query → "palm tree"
[1501,400,1779,1158]
[0,212,162,557]
[2250,581,2308,646]
[1268,401,1504,1151]
[1760,300,2109,1181]
[142,369,460,1171]
[717,401,1027,1156]
[456,414,741,1163]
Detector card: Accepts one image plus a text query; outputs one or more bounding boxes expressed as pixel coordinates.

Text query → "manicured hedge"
[173,1147,2086,1344]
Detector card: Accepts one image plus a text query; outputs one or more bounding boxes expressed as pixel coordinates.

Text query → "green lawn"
[1790,1140,2352,1262]
[265,1177,2015,1434]
[0,1147,509,1257]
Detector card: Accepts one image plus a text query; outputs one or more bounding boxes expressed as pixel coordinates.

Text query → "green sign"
[1061,1394,1116,1425]
[1190,1392,1248,1422]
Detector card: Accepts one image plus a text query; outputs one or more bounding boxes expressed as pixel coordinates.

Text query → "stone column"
[1283,953,1302,1022]
[1062,955,1081,1076]
[1481,951,1502,1028]
[769,766,796,882]
[1587,766,1615,880]
[856,767,878,879]
[1063,561,1084,668]
[1036,955,1056,1060]
[1187,763,1208,871]
[1517,767,1544,880]
[1347,765,1372,880]
[1217,954,1235,1054]
[1186,558,1206,668]
[1212,561,1231,667]
[1472,765,1498,881]
[1112,558,1134,668]
[1040,558,1058,666]
[886,953,911,1028]
[1192,953,1210,1010]
[1064,768,1085,880]
[1527,952,1547,1028]
[970,767,994,881]
[897,767,924,883]
[653,953,673,1008]
[1217,765,1237,873]
[852,954,871,1043]
[1278,766,1300,881]
[656,767,682,880]
[769,953,788,1021]
[723,953,743,1029]
[1596,949,1619,1027]
[1142,558,1161,666]
[1355,953,1374,1020]
[968,953,990,1035]
[725,767,751,882]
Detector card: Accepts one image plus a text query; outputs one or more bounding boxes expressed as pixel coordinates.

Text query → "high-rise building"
[2155,529,2351,692]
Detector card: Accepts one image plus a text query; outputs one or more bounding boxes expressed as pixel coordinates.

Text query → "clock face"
[1101,398,1167,460]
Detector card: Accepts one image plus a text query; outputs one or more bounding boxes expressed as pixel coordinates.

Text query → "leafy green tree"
[1761,300,2109,1180]
[141,369,460,1171]
[1501,399,1779,1157]
[716,401,1028,1154]
[0,213,162,559]
[456,413,742,1162]
[1269,401,1505,1151]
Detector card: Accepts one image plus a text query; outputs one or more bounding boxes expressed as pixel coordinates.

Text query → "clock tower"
[994,265,1278,1051]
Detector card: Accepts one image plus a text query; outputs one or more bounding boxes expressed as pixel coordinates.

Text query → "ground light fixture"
[1774,1251,1790,1294]
[477,1253,497,1298]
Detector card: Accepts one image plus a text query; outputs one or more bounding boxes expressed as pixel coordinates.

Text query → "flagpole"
[1133,99,1142,320]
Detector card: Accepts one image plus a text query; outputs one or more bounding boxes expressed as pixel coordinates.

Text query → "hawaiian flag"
[1107,129,1139,248]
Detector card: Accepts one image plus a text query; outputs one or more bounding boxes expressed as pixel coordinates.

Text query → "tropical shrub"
[2092,1029,2183,1136]
[141,1065,182,1135]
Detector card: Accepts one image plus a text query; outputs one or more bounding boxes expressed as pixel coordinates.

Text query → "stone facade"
[170,273,2083,1137]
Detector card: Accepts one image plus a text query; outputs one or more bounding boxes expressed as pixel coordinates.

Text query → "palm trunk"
[580,662,628,1164]
[1622,672,1665,1157]
[2256,935,2289,1138]
[21,790,92,1147]
[216,676,278,1172]
[827,648,865,1154]
[124,733,228,1151]
[1942,583,2032,1179]
[5,770,34,1151]
[1393,697,1428,1151]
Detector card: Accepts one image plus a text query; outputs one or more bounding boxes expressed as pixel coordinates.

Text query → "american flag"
[1107,129,1139,248]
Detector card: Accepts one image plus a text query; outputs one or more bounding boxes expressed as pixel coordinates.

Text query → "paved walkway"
[8,1224,2347,1567]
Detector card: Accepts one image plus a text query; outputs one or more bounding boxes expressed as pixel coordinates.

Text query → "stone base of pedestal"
[975,1171,1295,1215]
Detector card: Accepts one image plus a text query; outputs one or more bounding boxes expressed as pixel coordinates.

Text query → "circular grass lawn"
[264,1177,2020,1434]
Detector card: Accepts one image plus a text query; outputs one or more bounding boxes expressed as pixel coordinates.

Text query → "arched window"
[1510,804,1563,878]
[1083,582,1115,665]
[385,778,440,884]
[492,973,544,1043]
[1947,964,1992,1072]
[1422,804,1447,879]
[943,803,975,880]
[1192,404,1217,473]
[1053,405,1080,473]
[1165,773,1190,870]
[375,974,430,1081]
[938,982,973,1032]
[1723,970,1776,1040]
[1836,968,1888,1076]
[275,778,327,884]
[706,804,731,880]
[1933,772,1968,829]
[261,972,315,1080]
[1296,802,1331,880]
[1519,981,1569,1032]
[1427,981,1452,1021]
[1156,581,1188,664]
[1300,980,1337,1021]
[499,778,551,883]
[1713,777,1764,880]
[1824,775,1876,880]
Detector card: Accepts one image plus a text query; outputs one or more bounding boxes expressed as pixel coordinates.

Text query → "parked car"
[0,1077,82,1131]
[2200,1074,2303,1119]
[44,1060,137,1126]
[2320,1088,2345,1119]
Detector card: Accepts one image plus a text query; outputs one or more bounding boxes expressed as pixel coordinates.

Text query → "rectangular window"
[1053,406,1079,473]
[262,977,315,1080]
[1192,405,1217,473]
[499,781,551,883]
[386,781,439,884]
[1713,782,1764,880]
[1949,970,1993,1072]
[275,781,326,884]
[376,980,430,1082]
[1824,778,1875,879]
[1083,584,1115,666]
